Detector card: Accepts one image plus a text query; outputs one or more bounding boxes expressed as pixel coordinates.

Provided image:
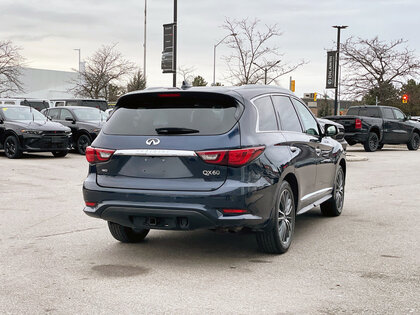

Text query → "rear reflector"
[222,209,248,214]
[197,146,265,167]
[85,146,115,164]
[355,119,362,129]
[85,201,97,207]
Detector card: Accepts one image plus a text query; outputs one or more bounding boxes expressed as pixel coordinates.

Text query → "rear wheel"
[363,132,379,152]
[256,181,295,254]
[52,150,68,157]
[108,221,150,243]
[407,133,420,151]
[320,166,345,217]
[76,134,91,155]
[4,135,23,159]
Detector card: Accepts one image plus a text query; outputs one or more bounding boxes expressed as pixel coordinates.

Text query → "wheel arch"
[369,126,382,141]
[283,172,299,211]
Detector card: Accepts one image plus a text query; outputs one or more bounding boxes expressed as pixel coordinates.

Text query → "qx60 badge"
[146,138,160,146]
[203,170,221,176]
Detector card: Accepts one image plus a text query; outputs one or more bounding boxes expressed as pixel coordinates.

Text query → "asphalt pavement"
[1,145,419,314]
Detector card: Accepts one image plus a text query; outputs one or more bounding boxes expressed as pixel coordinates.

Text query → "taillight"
[85,146,115,164]
[355,119,362,129]
[197,146,265,167]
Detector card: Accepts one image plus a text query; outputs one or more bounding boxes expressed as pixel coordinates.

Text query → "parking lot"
[1,146,419,314]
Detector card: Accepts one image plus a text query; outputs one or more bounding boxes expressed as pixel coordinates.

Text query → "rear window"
[346,108,358,115]
[103,93,240,136]
[81,100,108,110]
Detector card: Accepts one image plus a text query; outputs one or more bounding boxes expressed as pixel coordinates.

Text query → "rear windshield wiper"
[155,127,200,134]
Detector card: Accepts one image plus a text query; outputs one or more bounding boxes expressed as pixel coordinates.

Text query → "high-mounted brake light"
[197,146,265,167]
[355,119,362,130]
[157,93,181,98]
[85,146,115,164]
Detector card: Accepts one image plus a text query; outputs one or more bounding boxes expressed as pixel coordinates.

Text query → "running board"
[297,194,332,215]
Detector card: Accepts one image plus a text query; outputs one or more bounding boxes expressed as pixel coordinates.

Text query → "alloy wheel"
[5,138,16,157]
[77,135,90,154]
[369,134,378,151]
[278,189,294,247]
[335,169,345,212]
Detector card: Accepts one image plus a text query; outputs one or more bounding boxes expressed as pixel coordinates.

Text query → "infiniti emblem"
[146,138,160,146]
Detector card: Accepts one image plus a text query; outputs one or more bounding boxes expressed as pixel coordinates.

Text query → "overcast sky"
[1,0,419,97]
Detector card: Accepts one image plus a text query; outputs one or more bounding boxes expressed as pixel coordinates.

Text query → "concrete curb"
[346,154,368,162]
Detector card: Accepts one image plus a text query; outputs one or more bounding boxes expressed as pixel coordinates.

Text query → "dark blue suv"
[83,85,346,254]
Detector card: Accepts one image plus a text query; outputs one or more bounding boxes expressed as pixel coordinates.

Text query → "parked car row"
[0,98,109,111]
[326,105,420,152]
[0,105,105,158]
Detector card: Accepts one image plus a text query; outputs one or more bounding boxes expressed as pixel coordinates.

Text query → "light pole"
[253,60,281,85]
[173,0,177,87]
[73,48,81,72]
[332,25,347,115]
[143,0,147,80]
[212,33,236,86]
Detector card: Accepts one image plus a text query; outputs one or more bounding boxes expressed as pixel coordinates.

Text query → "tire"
[407,132,420,151]
[52,150,68,157]
[76,134,91,155]
[256,181,296,254]
[108,221,150,243]
[4,135,23,159]
[377,143,384,150]
[320,166,345,217]
[363,132,379,152]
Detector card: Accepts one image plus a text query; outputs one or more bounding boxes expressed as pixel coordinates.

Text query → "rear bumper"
[344,132,368,143]
[83,174,274,231]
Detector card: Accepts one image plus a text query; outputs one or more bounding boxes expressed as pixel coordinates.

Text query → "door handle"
[315,148,321,156]
[290,146,298,153]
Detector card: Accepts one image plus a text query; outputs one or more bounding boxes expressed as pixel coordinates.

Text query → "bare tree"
[71,44,135,99]
[0,40,24,96]
[222,18,306,85]
[341,37,420,99]
[177,65,196,84]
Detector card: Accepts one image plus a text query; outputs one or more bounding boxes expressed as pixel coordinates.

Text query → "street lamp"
[253,60,281,85]
[212,33,237,86]
[73,48,81,72]
[332,25,348,115]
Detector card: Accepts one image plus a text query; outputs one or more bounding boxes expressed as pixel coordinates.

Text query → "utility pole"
[143,0,147,80]
[73,49,81,72]
[173,0,177,87]
[332,25,347,115]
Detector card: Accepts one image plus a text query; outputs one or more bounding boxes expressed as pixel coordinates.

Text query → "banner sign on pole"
[326,51,337,88]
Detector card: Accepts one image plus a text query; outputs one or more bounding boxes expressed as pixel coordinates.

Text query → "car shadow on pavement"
[83,209,329,270]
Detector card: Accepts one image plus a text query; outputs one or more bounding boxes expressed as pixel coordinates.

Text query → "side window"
[291,99,320,136]
[272,95,302,133]
[253,96,278,132]
[55,101,65,107]
[382,108,395,119]
[393,109,405,120]
[49,109,60,120]
[60,109,73,120]
[66,101,78,106]
[359,108,368,117]
[346,107,359,115]
[367,107,380,118]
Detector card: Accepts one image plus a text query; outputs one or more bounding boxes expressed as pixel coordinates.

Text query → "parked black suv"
[0,106,71,158]
[43,106,104,154]
[82,86,346,254]
[326,105,420,151]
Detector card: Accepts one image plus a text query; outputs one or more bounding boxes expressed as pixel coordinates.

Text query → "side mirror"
[325,124,338,137]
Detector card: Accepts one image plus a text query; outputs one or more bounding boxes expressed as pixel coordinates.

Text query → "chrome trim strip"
[297,194,332,215]
[300,187,333,202]
[113,149,197,157]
